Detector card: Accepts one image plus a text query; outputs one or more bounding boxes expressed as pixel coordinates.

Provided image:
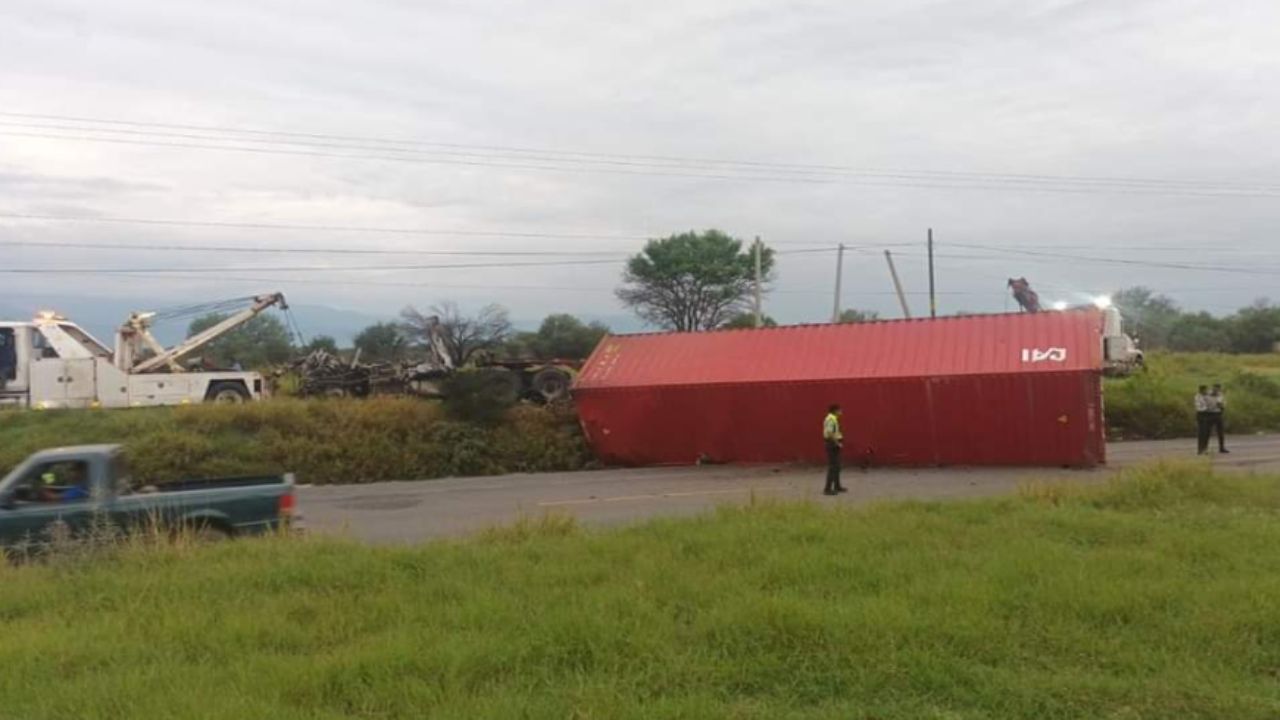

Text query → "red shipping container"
[573,309,1106,468]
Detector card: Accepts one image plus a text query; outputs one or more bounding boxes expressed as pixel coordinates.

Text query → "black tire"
[190,523,232,543]
[207,381,250,404]
[531,367,573,403]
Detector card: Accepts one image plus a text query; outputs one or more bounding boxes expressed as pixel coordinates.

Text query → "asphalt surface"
[298,435,1280,544]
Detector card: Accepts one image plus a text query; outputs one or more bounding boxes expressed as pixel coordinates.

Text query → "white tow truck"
[0,294,286,409]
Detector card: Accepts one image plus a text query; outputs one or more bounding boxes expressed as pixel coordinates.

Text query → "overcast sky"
[2,0,1278,334]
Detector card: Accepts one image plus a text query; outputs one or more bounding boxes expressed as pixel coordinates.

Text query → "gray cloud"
[1,0,1278,327]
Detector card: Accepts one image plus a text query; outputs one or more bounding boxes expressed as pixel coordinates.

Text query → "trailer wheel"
[531,367,573,403]
[207,382,250,404]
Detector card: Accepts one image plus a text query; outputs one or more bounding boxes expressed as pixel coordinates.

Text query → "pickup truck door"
[0,460,96,549]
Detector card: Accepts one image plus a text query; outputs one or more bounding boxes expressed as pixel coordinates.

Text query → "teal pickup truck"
[0,445,299,549]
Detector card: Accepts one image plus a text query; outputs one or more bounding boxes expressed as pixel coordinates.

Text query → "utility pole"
[753,236,763,328]
[831,243,845,323]
[927,227,937,319]
[884,250,912,319]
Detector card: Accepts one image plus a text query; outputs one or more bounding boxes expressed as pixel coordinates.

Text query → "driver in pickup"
[39,464,90,502]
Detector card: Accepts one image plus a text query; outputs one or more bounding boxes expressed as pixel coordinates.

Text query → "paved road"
[298,435,1280,544]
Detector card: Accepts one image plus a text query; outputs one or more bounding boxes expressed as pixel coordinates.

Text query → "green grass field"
[2,462,1278,719]
[1105,352,1280,439]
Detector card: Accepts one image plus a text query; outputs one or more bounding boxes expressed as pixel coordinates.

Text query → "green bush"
[1104,368,1192,439]
[442,369,519,426]
[0,397,593,486]
[1106,352,1280,439]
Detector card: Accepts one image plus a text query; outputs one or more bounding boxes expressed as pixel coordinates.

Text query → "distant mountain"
[287,304,386,345]
[1,293,645,345]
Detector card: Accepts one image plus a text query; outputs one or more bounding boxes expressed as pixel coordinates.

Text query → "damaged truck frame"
[286,315,578,404]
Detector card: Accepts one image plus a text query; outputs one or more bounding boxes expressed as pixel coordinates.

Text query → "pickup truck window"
[111,454,134,496]
[0,328,14,381]
[9,461,92,505]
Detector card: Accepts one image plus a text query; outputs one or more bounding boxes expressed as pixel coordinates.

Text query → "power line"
[0,211,652,241]
[880,244,1280,276]
[5,111,1280,193]
[11,212,1279,261]
[14,270,1248,301]
[6,127,1280,198]
[0,245,833,274]
[0,238,632,257]
[0,130,846,186]
[0,258,627,274]
[103,273,620,294]
[5,269,998,298]
[943,244,1280,276]
[0,212,858,247]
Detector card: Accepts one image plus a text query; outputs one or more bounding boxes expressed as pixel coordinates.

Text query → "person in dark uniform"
[823,404,847,496]
[1194,385,1212,455]
[1208,383,1229,454]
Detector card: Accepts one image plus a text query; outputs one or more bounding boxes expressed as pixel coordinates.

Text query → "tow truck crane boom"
[122,293,287,373]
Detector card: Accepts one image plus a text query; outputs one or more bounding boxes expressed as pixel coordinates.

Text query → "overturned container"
[573,309,1107,468]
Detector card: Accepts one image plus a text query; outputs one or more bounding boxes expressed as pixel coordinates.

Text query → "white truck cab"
[0,295,282,409]
[1100,306,1144,376]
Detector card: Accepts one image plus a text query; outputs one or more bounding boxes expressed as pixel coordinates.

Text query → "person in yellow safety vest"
[38,465,89,502]
[38,470,63,502]
[823,404,847,496]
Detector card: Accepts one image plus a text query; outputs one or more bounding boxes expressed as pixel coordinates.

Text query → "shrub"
[442,369,519,426]
[1105,353,1280,439]
[1104,369,1191,440]
[0,398,592,485]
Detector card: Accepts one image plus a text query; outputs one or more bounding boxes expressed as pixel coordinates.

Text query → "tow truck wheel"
[207,382,250,404]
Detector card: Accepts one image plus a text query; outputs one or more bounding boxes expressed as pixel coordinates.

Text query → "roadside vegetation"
[4,350,1279,485]
[1106,352,1280,439]
[1,462,1277,718]
[0,398,592,485]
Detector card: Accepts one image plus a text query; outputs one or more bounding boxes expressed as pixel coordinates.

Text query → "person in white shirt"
[1194,385,1212,455]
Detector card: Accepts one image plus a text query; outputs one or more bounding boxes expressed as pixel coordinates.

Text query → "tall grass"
[1,463,1278,718]
[0,398,592,485]
[1106,351,1280,438]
